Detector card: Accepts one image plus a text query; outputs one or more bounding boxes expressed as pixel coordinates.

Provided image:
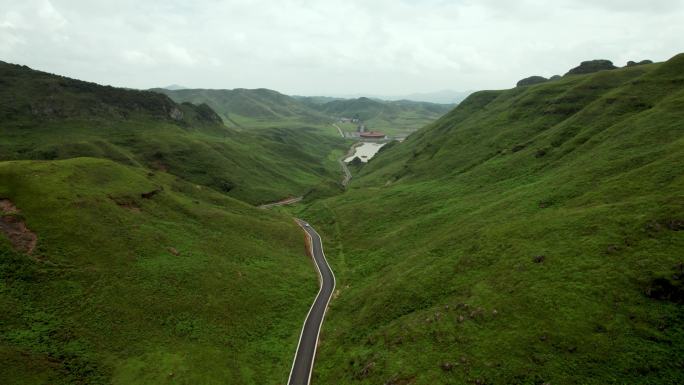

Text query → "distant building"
[357,124,366,133]
[360,131,386,140]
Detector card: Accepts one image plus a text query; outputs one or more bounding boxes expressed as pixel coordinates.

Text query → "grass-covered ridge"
[154,87,453,136]
[0,61,347,205]
[312,97,453,137]
[300,54,684,384]
[0,60,348,384]
[0,158,317,384]
[151,87,332,129]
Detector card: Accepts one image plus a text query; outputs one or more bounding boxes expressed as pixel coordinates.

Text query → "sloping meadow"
[0,158,318,384]
[301,54,684,384]
[0,61,345,384]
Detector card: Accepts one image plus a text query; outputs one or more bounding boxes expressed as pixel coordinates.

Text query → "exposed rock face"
[565,59,617,75]
[626,59,654,67]
[169,107,184,121]
[516,76,548,87]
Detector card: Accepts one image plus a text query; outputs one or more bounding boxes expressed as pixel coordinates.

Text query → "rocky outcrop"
[169,106,184,121]
[565,59,617,75]
[626,59,654,67]
[516,76,548,87]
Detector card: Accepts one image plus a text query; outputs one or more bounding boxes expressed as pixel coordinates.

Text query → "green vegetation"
[299,54,684,384]
[6,49,682,385]
[151,88,332,129]
[0,61,347,205]
[314,97,453,137]
[565,59,617,75]
[154,88,452,137]
[0,60,348,384]
[0,158,317,384]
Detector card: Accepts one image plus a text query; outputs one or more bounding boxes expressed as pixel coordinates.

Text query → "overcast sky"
[1,0,683,96]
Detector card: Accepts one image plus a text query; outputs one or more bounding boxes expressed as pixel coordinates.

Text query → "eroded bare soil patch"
[0,198,38,254]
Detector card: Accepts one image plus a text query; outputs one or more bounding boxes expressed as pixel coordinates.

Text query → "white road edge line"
[286,219,337,385]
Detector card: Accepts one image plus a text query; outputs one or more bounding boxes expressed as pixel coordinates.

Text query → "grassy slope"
[317,97,453,136]
[151,88,332,129]
[0,158,317,384]
[155,88,452,137]
[0,61,347,384]
[300,54,684,384]
[0,61,347,205]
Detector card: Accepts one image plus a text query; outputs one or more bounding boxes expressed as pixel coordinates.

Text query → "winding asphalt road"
[288,220,336,385]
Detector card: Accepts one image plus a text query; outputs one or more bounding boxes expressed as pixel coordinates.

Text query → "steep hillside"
[0,61,346,205]
[151,87,331,128]
[0,60,354,384]
[0,158,316,384]
[318,97,453,136]
[300,54,684,384]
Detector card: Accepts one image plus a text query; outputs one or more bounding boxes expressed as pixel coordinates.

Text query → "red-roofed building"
[360,131,386,139]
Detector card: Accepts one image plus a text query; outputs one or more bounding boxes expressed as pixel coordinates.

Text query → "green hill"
[299,54,684,384]
[153,88,452,136]
[0,61,346,205]
[151,88,331,129]
[0,61,349,384]
[317,97,453,136]
[0,158,317,385]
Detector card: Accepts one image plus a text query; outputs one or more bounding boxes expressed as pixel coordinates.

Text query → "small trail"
[339,142,362,187]
[338,157,352,187]
[332,123,344,138]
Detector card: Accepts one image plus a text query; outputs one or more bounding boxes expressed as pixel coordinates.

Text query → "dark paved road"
[288,220,336,385]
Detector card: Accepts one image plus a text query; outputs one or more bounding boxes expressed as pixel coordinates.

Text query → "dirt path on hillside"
[339,142,363,187]
[258,196,303,209]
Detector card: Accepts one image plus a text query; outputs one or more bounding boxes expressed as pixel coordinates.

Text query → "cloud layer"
[1,0,683,95]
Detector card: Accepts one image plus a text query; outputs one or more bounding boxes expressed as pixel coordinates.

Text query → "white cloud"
[122,50,156,66]
[162,43,197,66]
[0,0,683,95]
[37,0,67,29]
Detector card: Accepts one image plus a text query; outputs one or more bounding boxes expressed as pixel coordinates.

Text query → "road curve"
[288,220,336,385]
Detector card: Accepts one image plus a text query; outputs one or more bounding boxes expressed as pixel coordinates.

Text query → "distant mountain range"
[162,84,187,90]
[151,88,455,134]
[157,85,470,104]
[324,89,473,104]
